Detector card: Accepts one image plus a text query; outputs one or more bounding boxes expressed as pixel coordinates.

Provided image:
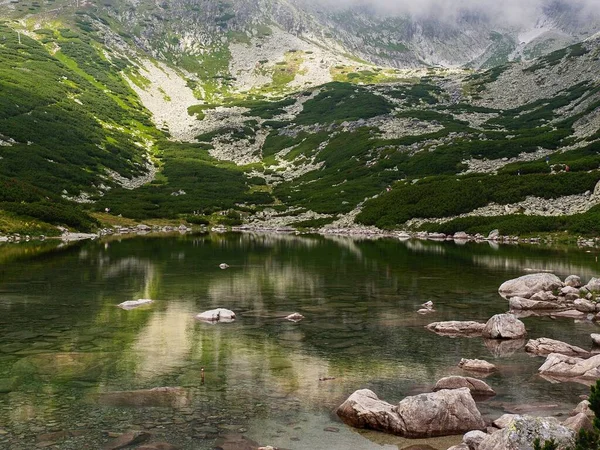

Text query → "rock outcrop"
[336,388,485,438]
[499,273,563,299]
[481,314,526,340]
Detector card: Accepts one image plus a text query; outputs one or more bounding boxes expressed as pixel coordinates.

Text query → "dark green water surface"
[0,232,599,449]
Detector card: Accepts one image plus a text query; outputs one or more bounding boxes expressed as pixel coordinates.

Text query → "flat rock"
[525,338,590,358]
[530,291,558,302]
[118,299,153,310]
[196,308,236,323]
[433,376,495,398]
[104,431,151,450]
[499,273,563,299]
[509,297,562,311]
[426,321,486,337]
[538,353,600,381]
[482,314,526,340]
[458,358,497,373]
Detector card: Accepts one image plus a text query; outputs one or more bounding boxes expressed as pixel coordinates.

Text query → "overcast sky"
[308,0,600,26]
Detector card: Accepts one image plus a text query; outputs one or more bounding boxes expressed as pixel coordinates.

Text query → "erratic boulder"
[525,338,590,358]
[482,314,526,340]
[337,388,485,438]
[426,321,486,337]
[433,376,495,399]
[499,273,563,299]
[478,415,575,450]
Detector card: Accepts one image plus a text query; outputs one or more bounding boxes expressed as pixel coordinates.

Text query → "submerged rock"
[482,314,526,340]
[118,299,153,310]
[498,273,563,299]
[336,388,485,438]
[104,431,151,450]
[196,308,236,323]
[426,321,486,337]
[458,358,497,373]
[433,376,495,398]
[525,338,590,358]
[484,338,526,358]
[94,387,191,408]
[478,416,575,450]
[284,312,304,322]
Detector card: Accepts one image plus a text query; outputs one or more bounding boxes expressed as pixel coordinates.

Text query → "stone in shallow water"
[103,431,151,450]
[118,299,153,310]
[525,338,590,358]
[481,314,526,340]
[94,387,191,408]
[196,308,236,323]
[433,376,495,399]
[425,321,486,337]
[458,358,496,373]
[498,273,563,299]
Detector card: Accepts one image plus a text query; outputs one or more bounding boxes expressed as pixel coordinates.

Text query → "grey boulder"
[525,338,590,358]
[538,353,600,382]
[433,376,495,398]
[499,273,563,299]
[482,314,527,340]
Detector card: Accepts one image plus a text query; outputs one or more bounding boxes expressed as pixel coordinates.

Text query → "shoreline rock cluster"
[337,271,600,449]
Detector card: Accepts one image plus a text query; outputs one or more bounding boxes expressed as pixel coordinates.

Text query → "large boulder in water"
[478,415,575,450]
[482,314,526,340]
[525,338,590,358]
[336,388,485,438]
[499,273,563,299]
[336,389,404,434]
[538,353,600,382]
[196,308,236,323]
[395,388,486,438]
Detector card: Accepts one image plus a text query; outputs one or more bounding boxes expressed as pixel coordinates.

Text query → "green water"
[0,233,599,449]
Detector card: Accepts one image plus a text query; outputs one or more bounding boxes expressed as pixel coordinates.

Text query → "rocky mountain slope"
[0,0,599,236]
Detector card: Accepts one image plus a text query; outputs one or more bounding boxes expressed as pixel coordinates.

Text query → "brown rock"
[425,321,486,337]
[458,358,497,373]
[395,388,486,438]
[336,389,404,435]
[539,353,600,381]
[525,338,591,358]
[482,314,526,340]
[103,431,150,450]
[137,443,178,450]
[433,376,495,398]
[572,400,593,418]
[215,434,261,450]
[563,413,593,433]
[94,387,190,408]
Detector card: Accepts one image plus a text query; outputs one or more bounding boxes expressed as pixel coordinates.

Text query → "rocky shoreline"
[337,271,600,450]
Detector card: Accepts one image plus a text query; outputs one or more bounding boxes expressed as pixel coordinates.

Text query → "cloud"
[302,0,600,27]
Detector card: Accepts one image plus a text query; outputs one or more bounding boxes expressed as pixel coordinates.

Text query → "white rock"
[591,333,600,347]
[285,312,304,322]
[118,299,154,310]
[219,263,230,269]
[196,308,236,323]
[458,358,497,372]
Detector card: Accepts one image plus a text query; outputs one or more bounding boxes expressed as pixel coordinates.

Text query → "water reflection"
[0,234,598,449]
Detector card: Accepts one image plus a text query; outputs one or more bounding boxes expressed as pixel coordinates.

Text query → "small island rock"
[498,273,563,299]
[482,314,526,340]
[458,358,497,372]
[196,308,236,323]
